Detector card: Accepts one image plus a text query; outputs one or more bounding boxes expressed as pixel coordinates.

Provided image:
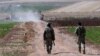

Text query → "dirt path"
[0,21,99,56]
[27,21,100,56]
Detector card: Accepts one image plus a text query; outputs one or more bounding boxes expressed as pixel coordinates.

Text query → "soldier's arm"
[43,30,46,47]
[75,27,78,36]
[52,29,55,46]
[52,29,55,41]
[43,30,46,41]
[83,27,86,36]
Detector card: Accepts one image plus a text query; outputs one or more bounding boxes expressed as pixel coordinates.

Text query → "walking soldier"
[75,22,86,54]
[43,23,55,54]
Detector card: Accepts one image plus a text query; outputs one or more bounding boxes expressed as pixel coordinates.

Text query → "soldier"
[43,23,55,54]
[75,22,86,54]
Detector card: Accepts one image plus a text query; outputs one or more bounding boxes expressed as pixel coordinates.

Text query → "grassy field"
[67,26,100,44]
[0,22,16,38]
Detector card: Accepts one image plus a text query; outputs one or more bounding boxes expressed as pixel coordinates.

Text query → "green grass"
[0,22,16,38]
[21,5,57,12]
[67,26,100,44]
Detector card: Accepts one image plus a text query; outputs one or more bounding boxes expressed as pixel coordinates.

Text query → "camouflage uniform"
[43,26,55,54]
[75,26,86,54]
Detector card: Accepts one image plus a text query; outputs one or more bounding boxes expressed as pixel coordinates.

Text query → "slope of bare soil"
[43,1,100,18]
[45,1,100,12]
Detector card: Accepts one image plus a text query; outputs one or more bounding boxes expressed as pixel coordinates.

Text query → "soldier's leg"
[46,43,50,54]
[49,44,52,54]
[48,45,51,54]
[83,41,86,54]
[47,41,52,54]
[79,41,81,53]
[47,42,52,54]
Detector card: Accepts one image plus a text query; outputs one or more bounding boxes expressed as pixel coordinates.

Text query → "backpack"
[76,26,86,36]
[45,27,53,40]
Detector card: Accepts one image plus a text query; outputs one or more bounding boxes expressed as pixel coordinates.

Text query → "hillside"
[43,1,100,18]
[48,1,100,12]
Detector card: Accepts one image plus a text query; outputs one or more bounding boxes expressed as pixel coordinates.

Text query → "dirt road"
[27,21,100,56]
[0,21,99,56]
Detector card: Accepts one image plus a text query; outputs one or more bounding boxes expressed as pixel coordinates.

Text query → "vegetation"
[67,26,100,44]
[0,22,16,38]
[21,5,58,12]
